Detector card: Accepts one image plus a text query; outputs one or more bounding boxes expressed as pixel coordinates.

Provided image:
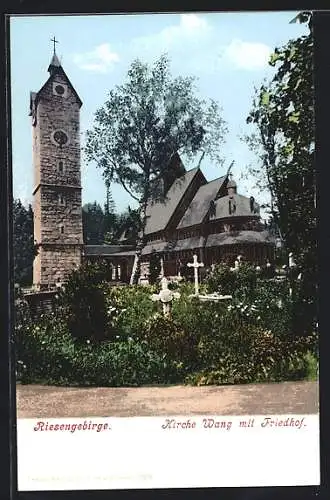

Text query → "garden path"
[16,380,318,418]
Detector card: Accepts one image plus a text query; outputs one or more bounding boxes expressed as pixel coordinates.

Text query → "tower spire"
[48,35,61,73]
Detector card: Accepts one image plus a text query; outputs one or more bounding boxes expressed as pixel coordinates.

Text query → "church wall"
[35,245,82,287]
[39,186,83,244]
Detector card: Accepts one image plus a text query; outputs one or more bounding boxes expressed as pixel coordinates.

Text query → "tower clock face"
[53,130,69,146]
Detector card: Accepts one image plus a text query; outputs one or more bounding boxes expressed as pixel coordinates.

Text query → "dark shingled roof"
[173,236,205,251]
[142,241,173,255]
[206,231,274,247]
[210,193,260,220]
[84,245,135,256]
[177,175,227,229]
[144,167,200,235]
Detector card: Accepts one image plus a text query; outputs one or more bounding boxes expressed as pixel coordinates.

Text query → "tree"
[105,205,140,245]
[245,12,316,334]
[245,13,314,266]
[103,184,117,244]
[82,202,106,245]
[85,54,227,283]
[13,199,36,286]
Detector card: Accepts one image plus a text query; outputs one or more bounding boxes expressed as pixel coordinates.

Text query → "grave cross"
[151,277,180,317]
[187,254,204,296]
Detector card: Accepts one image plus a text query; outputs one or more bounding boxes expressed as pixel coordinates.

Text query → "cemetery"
[15,250,318,388]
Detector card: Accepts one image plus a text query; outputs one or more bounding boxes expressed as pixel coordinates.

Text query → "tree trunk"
[130,197,148,285]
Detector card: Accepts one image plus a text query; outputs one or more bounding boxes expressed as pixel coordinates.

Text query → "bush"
[106,285,158,340]
[15,313,184,386]
[142,313,194,374]
[185,330,318,386]
[205,263,257,299]
[57,262,112,341]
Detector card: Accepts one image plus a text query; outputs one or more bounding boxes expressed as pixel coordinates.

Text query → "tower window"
[53,82,68,97]
[58,194,65,206]
[58,160,64,174]
[59,224,65,234]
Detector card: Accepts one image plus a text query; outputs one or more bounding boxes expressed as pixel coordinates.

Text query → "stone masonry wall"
[32,69,83,287]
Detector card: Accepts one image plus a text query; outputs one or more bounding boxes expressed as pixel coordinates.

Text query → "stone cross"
[187,254,204,296]
[151,277,180,317]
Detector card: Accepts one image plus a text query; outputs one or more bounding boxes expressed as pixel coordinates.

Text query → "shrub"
[142,313,194,372]
[106,285,158,339]
[205,263,257,299]
[15,313,76,385]
[15,312,184,386]
[185,329,318,386]
[56,262,111,341]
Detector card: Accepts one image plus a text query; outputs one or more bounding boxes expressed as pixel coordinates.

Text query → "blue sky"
[10,12,307,216]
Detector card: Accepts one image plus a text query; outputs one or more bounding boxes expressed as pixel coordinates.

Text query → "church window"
[59,224,65,234]
[58,194,65,206]
[58,160,64,173]
[53,82,68,97]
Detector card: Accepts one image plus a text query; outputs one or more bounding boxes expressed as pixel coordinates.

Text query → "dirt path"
[16,381,318,418]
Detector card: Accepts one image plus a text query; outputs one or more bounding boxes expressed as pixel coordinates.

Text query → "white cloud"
[73,43,119,73]
[131,14,211,54]
[222,39,272,70]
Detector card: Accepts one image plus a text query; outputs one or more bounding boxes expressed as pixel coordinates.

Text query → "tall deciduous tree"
[85,54,227,283]
[13,199,36,286]
[246,13,315,266]
[245,12,316,334]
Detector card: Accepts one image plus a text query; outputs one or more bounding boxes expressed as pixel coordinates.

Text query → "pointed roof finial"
[48,36,61,73]
[51,35,59,54]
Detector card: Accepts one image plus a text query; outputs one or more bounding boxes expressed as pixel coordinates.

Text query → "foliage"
[148,250,161,285]
[56,262,113,341]
[16,270,318,386]
[244,14,316,334]
[13,199,36,286]
[186,330,317,386]
[106,284,158,340]
[16,313,182,386]
[142,313,193,373]
[108,205,141,245]
[205,263,257,299]
[85,53,227,283]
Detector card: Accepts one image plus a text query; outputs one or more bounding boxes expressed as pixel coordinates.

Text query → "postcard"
[10,10,319,491]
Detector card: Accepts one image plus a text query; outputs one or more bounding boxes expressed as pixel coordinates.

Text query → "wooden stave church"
[85,153,275,282]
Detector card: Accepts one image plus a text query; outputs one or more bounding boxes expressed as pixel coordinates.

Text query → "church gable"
[176,175,227,230]
[144,166,205,235]
[31,63,82,117]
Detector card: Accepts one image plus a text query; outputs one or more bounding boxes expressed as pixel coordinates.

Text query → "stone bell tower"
[30,40,83,289]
